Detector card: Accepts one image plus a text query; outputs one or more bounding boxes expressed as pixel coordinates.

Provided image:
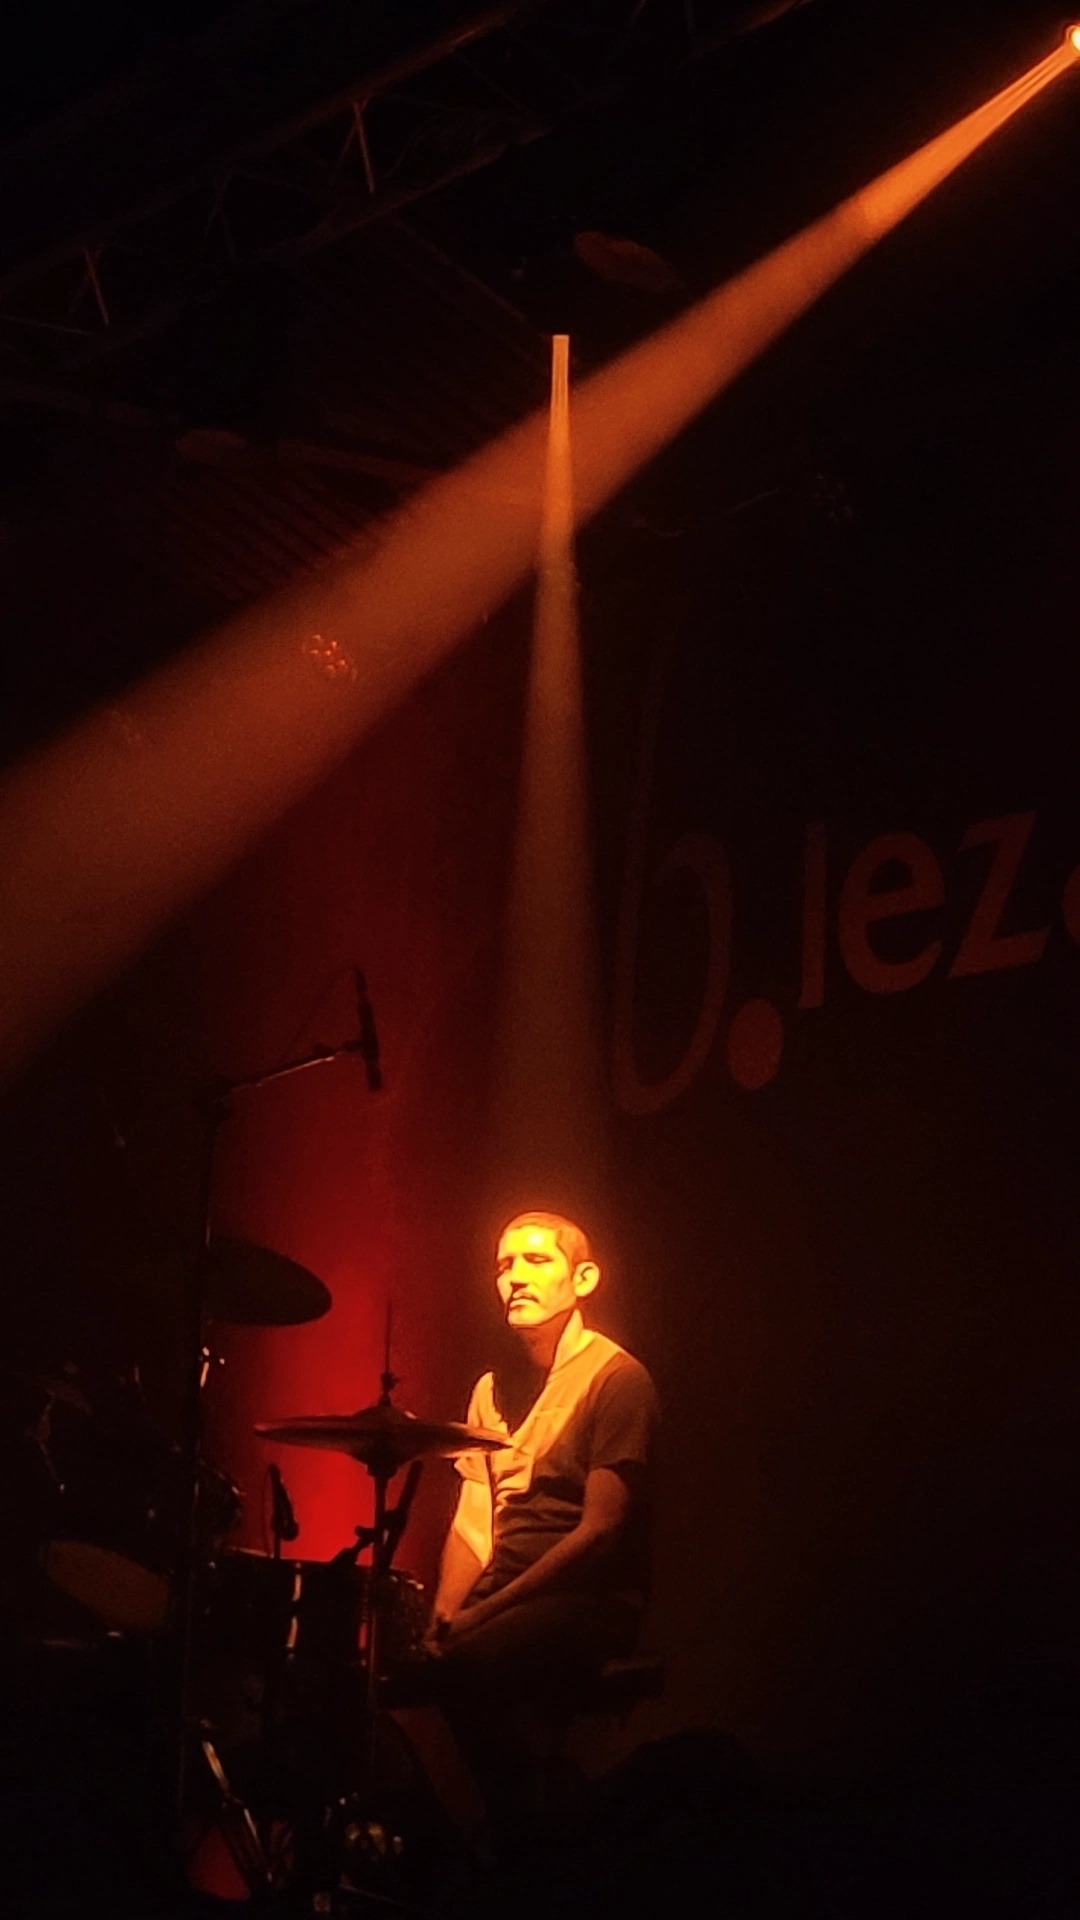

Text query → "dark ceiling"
[0,0,1077,759]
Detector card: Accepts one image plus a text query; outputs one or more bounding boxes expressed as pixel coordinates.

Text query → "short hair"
[498,1210,594,1273]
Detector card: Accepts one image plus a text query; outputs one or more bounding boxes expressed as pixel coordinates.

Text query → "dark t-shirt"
[457,1333,658,1607]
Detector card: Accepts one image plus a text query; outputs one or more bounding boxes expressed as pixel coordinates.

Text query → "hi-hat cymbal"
[255,1402,506,1471]
[205,1237,331,1327]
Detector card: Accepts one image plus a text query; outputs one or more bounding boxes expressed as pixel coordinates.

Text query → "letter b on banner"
[612,830,732,1115]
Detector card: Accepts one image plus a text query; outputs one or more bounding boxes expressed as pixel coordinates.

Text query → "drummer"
[424,1209,659,1838]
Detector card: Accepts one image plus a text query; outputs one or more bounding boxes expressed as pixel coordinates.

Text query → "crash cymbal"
[205,1237,331,1327]
[255,1402,506,1471]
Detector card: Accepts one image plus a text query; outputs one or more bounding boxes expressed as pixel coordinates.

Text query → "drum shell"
[200,1551,426,1680]
[45,1452,241,1634]
[194,1554,427,1811]
[43,1415,175,1631]
[204,1550,362,1678]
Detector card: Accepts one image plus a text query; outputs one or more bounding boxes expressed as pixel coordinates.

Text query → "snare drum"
[201,1550,426,1685]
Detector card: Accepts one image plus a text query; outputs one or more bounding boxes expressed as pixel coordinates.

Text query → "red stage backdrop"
[185,611,533,1575]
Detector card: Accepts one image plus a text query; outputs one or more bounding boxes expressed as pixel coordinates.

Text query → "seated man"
[424,1209,658,1833]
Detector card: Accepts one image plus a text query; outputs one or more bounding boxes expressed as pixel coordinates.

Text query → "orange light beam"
[0,35,1076,1085]
[489,336,604,1202]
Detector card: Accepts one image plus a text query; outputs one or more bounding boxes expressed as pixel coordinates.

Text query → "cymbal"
[205,1237,331,1327]
[255,1401,507,1471]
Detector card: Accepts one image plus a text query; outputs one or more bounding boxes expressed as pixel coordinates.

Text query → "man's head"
[495,1211,600,1332]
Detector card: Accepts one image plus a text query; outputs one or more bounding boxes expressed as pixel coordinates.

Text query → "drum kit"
[6,1236,505,1910]
[2,1007,508,1908]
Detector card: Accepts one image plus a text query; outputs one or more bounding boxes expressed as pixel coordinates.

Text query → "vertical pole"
[364,1461,390,1785]
[175,1085,227,1828]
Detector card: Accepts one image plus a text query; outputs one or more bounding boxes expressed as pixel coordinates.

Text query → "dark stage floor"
[4,1683,1080,1917]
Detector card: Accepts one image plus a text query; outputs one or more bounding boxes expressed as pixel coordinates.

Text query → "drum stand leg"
[363,1464,390,1786]
[177,1037,369,1830]
[198,1730,274,1897]
[359,1377,423,1787]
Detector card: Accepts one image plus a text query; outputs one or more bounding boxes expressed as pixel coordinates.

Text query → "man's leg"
[429,1593,639,1844]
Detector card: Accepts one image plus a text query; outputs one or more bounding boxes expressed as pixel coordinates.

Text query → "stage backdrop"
[5,134,1078,1782]
[168,307,1080,1782]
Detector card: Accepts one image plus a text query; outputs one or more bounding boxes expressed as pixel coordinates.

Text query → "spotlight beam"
[489,336,604,1194]
[0,35,1076,1085]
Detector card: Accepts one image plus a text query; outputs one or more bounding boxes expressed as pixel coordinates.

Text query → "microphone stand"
[175,1028,377,1828]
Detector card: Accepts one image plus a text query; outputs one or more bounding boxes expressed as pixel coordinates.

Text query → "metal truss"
[0,0,808,386]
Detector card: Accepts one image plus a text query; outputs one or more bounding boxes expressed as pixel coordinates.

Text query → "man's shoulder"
[587,1337,657,1402]
[578,1337,658,1470]
[466,1370,498,1419]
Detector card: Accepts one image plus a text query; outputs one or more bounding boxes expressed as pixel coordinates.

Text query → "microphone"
[353,969,383,1092]
[268,1463,300,1544]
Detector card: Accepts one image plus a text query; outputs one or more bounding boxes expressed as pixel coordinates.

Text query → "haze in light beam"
[487,337,605,1217]
[0,34,1076,1084]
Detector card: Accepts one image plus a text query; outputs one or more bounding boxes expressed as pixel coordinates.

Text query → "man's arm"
[446,1466,632,1638]
[431,1477,492,1630]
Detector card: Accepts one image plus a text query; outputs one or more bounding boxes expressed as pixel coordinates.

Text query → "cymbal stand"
[342,1306,423,1784]
[176,1027,379,1828]
[362,1313,400,1780]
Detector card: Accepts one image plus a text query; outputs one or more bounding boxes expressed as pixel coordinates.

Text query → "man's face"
[495,1222,581,1330]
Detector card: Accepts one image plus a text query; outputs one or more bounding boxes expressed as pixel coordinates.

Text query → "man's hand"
[427,1467,633,1656]
[439,1468,634,1642]
[432,1459,630,1643]
[421,1610,454,1657]
[442,1593,500,1642]
[430,1495,488,1642]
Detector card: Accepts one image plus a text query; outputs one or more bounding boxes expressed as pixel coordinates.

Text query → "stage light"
[0,29,1076,1085]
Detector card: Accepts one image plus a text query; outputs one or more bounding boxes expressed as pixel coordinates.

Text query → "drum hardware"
[19,999,501,1902]
[267,1461,300,1558]
[194,1551,427,1731]
[197,1727,273,1895]
[44,1452,243,1634]
[176,1015,368,1825]
[24,1339,486,1907]
[218,1316,507,1905]
[256,1304,506,1782]
[32,1358,231,1634]
[189,1539,427,1903]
